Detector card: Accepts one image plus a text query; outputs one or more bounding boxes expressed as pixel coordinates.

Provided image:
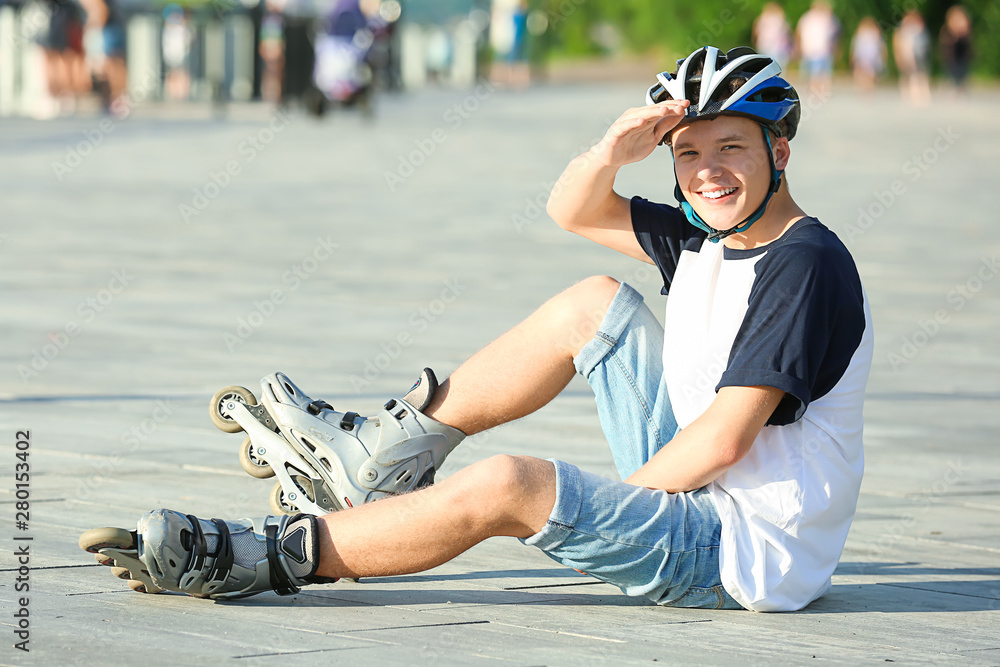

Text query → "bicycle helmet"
[645,46,801,242]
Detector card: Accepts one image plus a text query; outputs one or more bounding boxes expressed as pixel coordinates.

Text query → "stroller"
[305,0,378,117]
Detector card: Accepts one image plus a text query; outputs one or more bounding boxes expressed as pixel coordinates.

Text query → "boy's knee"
[472,455,556,535]
[574,275,621,304]
[551,276,620,352]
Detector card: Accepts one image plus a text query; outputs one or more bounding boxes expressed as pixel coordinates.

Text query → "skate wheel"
[210,385,257,433]
[79,527,134,553]
[270,481,297,515]
[128,579,150,593]
[94,553,115,567]
[239,436,275,479]
[111,566,132,580]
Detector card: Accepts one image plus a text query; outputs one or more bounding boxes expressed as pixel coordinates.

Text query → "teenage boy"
[82,46,872,613]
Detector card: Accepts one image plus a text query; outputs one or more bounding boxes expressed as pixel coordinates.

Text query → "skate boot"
[79,509,329,599]
[209,368,466,516]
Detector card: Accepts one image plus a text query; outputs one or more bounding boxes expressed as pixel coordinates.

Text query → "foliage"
[534,0,998,77]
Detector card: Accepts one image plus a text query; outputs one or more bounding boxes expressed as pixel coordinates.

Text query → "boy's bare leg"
[314,455,556,579]
[312,277,622,578]
[426,275,620,436]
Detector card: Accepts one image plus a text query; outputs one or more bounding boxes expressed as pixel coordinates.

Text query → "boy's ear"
[772,137,791,171]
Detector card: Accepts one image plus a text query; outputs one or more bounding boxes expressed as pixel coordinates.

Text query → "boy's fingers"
[624,103,687,129]
[631,102,689,126]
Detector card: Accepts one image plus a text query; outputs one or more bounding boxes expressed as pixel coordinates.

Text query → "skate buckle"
[340,412,358,432]
[307,400,333,416]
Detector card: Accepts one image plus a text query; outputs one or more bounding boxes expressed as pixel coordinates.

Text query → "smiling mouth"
[698,187,737,201]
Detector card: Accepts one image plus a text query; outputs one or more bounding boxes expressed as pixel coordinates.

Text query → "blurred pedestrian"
[753,3,792,69]
[503,0,529,87]
[795,0,839,98]
[850,17,885,93]
[162,4,192,101]
[939,5,973,93]
[892,10,930,106]
[79,0,127,111]
[39,0,90,114]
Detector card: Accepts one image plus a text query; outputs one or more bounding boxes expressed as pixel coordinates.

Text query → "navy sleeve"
[631,196,705,294]
[716,232,866,425]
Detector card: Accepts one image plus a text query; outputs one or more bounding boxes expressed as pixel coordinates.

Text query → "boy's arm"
[626,385,785,493]
[546,101,689,263]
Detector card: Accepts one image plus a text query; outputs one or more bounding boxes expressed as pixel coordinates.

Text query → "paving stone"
[0,81,997,664]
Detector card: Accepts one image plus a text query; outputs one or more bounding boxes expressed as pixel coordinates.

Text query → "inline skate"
[208,369,465,516]
[79,509,326,598]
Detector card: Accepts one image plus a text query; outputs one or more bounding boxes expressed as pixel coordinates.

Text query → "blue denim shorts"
[522,282,743,610]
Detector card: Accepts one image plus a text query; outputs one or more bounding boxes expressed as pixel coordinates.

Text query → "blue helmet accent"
[722,76,799,129]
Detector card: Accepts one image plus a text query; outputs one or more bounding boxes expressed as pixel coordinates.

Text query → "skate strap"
[265,523,301,596]
[185,514,209,574]
[184,515,235,593]
[402,368,438,412]
[206,519,235,586]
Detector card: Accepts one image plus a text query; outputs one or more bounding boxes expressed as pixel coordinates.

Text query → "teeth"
[701,187,736,200]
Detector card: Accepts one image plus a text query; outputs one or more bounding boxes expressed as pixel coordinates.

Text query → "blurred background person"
[753,3,791,69]
[892,10,931,106]
[79,0,126,111]
[258,0,286,104]
[162,4,192,101]
[360,0,399,92]
[939,4,973,94]
[850,16,885,94]
[506,0,529,87]
[493,0,529,88]
[39,0,90,115]
[795,0,839,98]
[307,0,378,115]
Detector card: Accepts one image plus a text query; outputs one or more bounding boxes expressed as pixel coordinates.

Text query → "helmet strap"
[671,124,783,243]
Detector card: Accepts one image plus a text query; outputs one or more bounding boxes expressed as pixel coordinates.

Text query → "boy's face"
[671,116,788,231]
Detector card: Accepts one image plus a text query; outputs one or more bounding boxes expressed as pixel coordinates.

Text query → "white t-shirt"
[633,197,874,612]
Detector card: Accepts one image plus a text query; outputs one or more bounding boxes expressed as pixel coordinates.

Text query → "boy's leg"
[314,455,556,579]
[574,282,676,478]
[87,455,558,596]
[426,275,621,436]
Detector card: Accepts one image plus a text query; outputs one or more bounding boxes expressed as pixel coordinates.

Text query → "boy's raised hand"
[591,100,690,168]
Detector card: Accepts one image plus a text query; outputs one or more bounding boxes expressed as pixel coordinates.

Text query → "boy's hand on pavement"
[590,100,690,169]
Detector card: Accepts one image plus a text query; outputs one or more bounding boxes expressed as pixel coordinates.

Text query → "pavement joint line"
[374,597,581,614]
[269,623,400,647]
[0,496,66,504]
[325,619,491,633]
[640,619,715,626]
[959,647,1000,653]
[35,449,247,477]
[501,580,607,590]
[863,392,1000,401]
[877,582,1000,601]
[232,645,370,659]
[65,589,133,596]
[0,563,97,572]
[0,393,204,403]
[900,536,1000,554]
[863,489,1000,500]
[489,621,627,643]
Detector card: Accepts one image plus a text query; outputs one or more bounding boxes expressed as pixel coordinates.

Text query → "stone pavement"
[0,79,998,664]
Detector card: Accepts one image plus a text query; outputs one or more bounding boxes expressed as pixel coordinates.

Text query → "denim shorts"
[522,282,743,610]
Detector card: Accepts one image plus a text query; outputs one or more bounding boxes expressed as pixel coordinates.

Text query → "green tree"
[537,0,998,77]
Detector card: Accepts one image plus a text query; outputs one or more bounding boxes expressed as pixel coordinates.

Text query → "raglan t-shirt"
[631,196,874,612]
